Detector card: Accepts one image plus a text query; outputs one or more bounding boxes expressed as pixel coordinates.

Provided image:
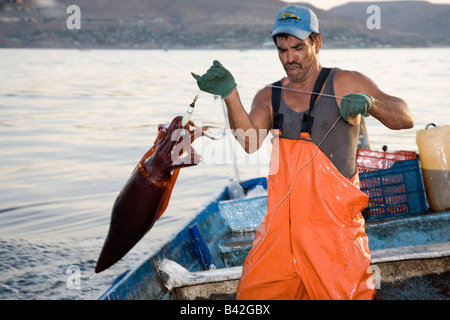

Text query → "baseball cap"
[271,5,320,40]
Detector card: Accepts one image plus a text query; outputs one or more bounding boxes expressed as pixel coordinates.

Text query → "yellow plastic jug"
[416,124,450,212]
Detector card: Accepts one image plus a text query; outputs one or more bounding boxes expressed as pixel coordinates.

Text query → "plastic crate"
[356,149,417,173]
[359,159,428,221]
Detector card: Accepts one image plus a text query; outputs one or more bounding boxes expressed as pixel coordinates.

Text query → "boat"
[98,176,450,300]
[98,121,450,300]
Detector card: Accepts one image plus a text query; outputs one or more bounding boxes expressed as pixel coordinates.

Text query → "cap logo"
[279,13,302,22]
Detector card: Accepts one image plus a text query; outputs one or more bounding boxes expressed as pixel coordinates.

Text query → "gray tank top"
[276,68,359,179]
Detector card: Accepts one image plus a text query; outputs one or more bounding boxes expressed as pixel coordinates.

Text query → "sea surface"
[0,48,449,300]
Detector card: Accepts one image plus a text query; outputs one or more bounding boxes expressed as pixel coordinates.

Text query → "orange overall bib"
[236,133,375,299]
[236,69,375,300]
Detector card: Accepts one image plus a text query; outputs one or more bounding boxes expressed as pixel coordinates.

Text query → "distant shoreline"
[1,1,449,51]
[1,44,449,50]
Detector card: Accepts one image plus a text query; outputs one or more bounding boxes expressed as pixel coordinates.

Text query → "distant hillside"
[330,1,450,43]
[0,0,448,48]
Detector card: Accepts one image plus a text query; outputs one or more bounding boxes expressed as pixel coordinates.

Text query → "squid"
[95,111,213,273]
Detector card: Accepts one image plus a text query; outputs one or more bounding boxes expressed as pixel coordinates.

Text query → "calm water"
[0,48,449,299]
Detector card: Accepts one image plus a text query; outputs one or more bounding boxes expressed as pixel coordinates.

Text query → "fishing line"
[221,98,241,182]
[211,78,353,183]
[236,114,342,299]
[242,80,364,103]
[268,83,346,100]
[190,66,366,297]
[213,78,356,183]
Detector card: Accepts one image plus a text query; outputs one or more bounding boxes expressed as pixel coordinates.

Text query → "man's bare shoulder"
[335,69,368,85]
[251,85,273,110]
[334,69,379,96]
[254,84,273,100]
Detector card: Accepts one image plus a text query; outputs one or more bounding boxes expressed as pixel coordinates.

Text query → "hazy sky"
[283,0,450,10]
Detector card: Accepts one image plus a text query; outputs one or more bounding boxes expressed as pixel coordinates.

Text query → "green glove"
[191,60,237,99]
[340,93,374,121]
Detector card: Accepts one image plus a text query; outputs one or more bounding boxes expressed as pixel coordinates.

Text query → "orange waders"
[236,132,376,300]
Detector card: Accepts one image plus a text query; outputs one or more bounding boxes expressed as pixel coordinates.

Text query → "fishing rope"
[245,80,364,103]
[189,81,353,297]
[215,79,356,182]
[268,82,346,100]
[236,114,342,299]
[186,73,365,297]
[221,98,241,182]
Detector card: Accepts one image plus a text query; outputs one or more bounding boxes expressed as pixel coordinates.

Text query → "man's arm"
[224,87,273,153]
[336,70,414,130]
[192,60,272,153]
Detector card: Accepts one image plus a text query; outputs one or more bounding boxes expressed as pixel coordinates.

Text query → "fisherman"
[191,5,413,300]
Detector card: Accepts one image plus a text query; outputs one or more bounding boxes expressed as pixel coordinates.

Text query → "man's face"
[275,35,321,83]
